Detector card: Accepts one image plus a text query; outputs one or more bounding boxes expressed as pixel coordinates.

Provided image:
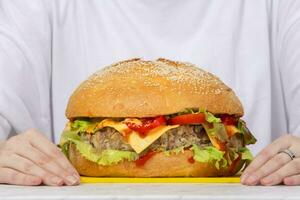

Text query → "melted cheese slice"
[127,125,179,153]
[97,119,130,134]
[225,125,240,137]
[96,119,179,153]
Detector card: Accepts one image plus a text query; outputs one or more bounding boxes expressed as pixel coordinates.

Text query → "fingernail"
[246,176,257,185]
[284,178,293,185]
[51,177,63,185]
[240,174,248,183]
[262,177,273,185]
[66,176,78,185]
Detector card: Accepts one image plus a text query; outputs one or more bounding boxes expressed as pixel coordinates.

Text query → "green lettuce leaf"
[59,130,81,145]
[97,149,139,165]
[237,120,257,145]
[240,148,253,161]
[190,145,227,169]
[239,147,254,167]
[163,146,186,156]
[202,122,228,142]
[71,119,91,132]
[225,147,240,166]
[70,119,100,133]
[202,110,221,123]
[60,142,70,158]
[60,130,138,166]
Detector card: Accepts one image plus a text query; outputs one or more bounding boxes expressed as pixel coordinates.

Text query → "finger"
[242,152,291,185]
[283,174,300,186]
[24,129,79,177]
[0,153,64,186]
[241,135,292,181]
[0,168,42,186]
[260,158,300,186]
[14,142,78,185]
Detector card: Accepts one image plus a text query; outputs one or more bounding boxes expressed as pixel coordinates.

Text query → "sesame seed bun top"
[66,58,243,119]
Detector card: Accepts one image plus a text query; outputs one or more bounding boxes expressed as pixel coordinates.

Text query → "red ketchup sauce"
[125,116,166,138]
[135,151,157,167]
[188,156,195,164]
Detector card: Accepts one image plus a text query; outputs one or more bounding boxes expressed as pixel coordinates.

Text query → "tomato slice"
[220,115,237,126]
[168,113,206,125]
[125,116,166,137]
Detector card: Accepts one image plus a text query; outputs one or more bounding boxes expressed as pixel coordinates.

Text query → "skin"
[241,134,300,186]
[0,129,80,186]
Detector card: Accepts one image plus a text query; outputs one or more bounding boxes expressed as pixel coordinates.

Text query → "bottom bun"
[69,144,244,177]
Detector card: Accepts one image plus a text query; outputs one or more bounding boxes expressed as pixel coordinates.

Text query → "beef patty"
[81,125,210,152]
[80,125,243,152]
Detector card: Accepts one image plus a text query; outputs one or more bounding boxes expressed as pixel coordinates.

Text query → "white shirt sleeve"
[273,0,300,135]
[0,115,12,139]
[0,0,52,140]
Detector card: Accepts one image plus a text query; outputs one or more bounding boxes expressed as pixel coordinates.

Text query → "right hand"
[0,129,80,186]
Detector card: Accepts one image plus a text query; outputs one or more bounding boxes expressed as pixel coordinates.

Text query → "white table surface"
[0,183,299,200]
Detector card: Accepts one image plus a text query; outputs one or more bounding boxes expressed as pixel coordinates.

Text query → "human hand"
[0,129,80,186]
[241,134,300,186]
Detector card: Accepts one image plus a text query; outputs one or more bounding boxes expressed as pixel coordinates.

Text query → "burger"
[59,58,256,177]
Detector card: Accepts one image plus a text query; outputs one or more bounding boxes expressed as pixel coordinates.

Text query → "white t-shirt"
[0,0,300,155]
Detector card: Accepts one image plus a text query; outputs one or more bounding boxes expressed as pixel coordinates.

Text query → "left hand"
[241,134,300,186]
